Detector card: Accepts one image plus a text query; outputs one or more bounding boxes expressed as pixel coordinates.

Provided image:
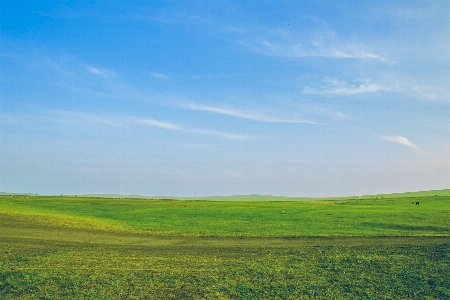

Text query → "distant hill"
[56,194,311,201]
[1,189,449,200]
[178,194,313,201]
[0,192,37,196]
[351,189,450,199]
[158,190,450,201]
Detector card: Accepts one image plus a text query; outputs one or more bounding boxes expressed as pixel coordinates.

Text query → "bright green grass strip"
[0,198,131,232]
[1,195,449,237]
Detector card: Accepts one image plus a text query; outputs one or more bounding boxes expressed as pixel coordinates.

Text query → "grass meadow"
[1,191,449,299]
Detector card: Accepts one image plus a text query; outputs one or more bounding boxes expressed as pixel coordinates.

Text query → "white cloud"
[246,40,388,62]
[132,117,251,140]
[303,78,394,96]
[182,103,321,124]
[85,65,115,77]
[40,108,121,127]
[189,129,250,141]
[334,112,352,119]
[26,108,251,140]
[380,136,420,150]
[238,26,387,62]
[151,72,168,79]
[130,117,182,130]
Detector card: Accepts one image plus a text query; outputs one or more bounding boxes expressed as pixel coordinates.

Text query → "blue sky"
[1,0,449,197]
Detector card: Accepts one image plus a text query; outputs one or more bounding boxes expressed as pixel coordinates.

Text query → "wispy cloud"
[131,117,250,140]
[182,103,321,125]
[380,135,420,150]
[150,72,168,79]
[303,78,394,96]
[14,52,140,101]
[129,117,182,130]
[242,39,386,62]
[334,112,352,119]
[310,38,387,61]
[85,65,115,77]
[237,24,387,62]
[41,56,149,101]
[34,108,251,140]
[39,108,121,127]
[188,129,249,141]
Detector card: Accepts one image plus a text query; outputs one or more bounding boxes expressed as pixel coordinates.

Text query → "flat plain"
[1,191,449,299]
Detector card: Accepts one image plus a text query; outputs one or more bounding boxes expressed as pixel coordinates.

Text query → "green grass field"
[1,191,449,299]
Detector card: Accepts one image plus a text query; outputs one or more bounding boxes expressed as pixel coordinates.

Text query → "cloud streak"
[380,136,420,150]
[131,117,250,140]
[38,108,121,127]
[237,22,387,62]
[242,39,386,62]
[188,129,249,141]
[85,65,116,77]
[183,103,321,124]
[150,72,168,79]
[130,117,182,130]
[303,79,394,96]
[35,108,251,140]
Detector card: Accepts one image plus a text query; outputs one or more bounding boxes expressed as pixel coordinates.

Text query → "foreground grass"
[1,193,449,299]
[1,237,449,299]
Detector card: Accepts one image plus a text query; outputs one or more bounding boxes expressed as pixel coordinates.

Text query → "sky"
[1,0,449,197]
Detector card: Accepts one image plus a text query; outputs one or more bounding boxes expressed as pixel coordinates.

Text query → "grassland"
[1,191,449,299]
